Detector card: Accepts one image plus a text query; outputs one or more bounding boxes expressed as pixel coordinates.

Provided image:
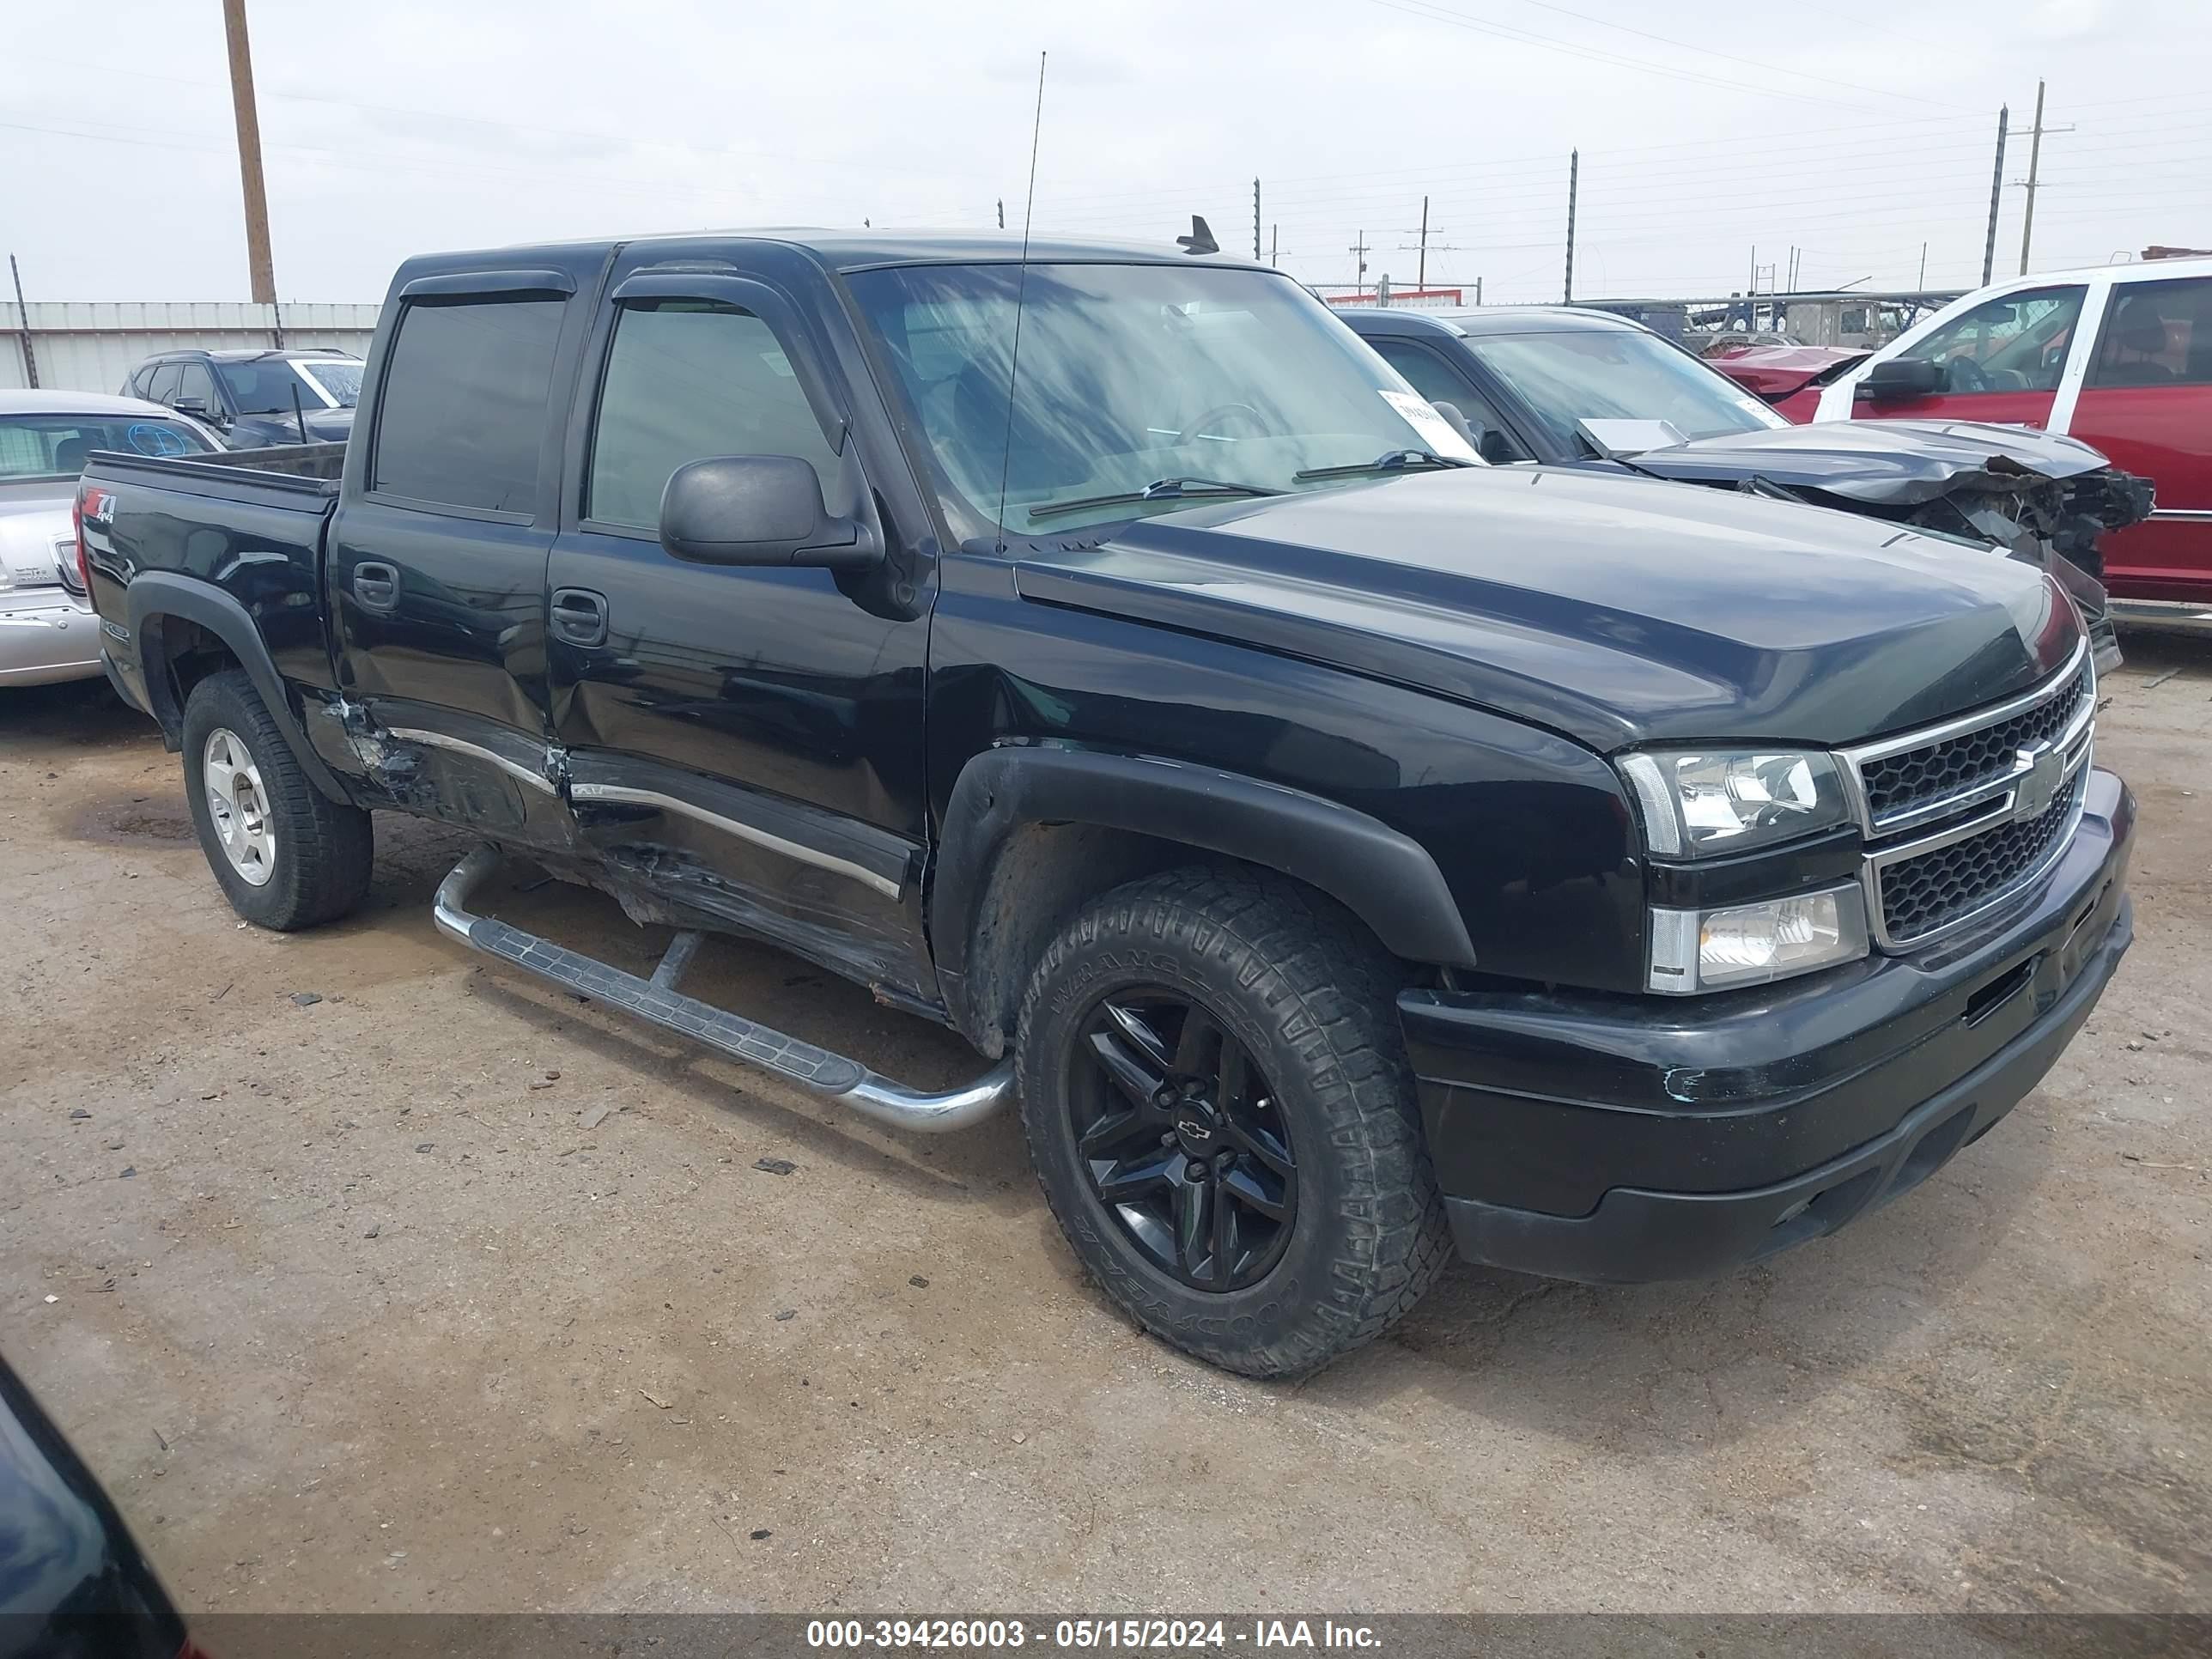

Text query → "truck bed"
[84,441,345,508]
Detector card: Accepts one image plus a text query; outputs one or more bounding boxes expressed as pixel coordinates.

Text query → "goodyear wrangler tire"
[1015,866,1452,1377]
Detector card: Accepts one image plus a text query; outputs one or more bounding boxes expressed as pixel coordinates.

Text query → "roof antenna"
[994,49,1047,553]
[1176,216,1218,256]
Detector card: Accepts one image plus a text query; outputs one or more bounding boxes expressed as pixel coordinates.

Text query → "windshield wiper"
[1026,477,1280,522]
[1293,449,1474,483]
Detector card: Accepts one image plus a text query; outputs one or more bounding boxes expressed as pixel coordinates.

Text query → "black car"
[77,232,2132,1377]
[121,349,362,448]
[0,1353,194,1658]
[1340,305,2147,671]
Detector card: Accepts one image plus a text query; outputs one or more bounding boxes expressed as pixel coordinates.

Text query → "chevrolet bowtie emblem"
[2013,745,2064,822]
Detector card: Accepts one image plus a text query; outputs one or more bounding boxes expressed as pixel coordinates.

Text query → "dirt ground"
[3,636,2208,1618]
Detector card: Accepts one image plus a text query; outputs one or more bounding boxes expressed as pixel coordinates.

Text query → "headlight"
[1649,884,1869,994]
[1618,748,1851,857]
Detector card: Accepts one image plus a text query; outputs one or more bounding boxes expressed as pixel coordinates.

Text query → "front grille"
[1861,659,2092,822]
[1876,776,2081,942]
[1843,642,2095,949]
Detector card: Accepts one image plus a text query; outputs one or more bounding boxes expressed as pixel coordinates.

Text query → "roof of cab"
[1340,305,1648,339]
[403,228,1267,278]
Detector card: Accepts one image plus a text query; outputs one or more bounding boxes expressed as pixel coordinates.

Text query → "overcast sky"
[5,0,2205,305]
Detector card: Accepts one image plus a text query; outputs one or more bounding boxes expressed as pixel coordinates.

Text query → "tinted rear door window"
[372,298,564,514]
[2088,277,2212,388]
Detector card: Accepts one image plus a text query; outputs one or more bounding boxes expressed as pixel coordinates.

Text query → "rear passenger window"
[2088,278,2212,388]
[586,301,841,532]
[372,298,564,514]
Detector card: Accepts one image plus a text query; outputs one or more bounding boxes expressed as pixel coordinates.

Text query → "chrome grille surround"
[1838,639,2094,950]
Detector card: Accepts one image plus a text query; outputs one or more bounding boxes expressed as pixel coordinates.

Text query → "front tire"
[181,669,374,931]
[1016,868,1451,1377]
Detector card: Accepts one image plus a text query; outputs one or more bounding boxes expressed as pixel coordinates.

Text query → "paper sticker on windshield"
[1379,390,1480,462]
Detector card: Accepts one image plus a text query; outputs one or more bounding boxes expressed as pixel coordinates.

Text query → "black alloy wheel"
[1067,989,1297,1292]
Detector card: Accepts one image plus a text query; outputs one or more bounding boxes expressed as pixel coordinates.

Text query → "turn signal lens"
[1648,884,1869,994]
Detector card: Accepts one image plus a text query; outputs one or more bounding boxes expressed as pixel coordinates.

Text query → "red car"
[1798,258,2212,605]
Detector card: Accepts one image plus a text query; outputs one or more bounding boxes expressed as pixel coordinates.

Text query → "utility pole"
[9,254,37,389]
[1253,178,1261,261]
[996,198,1005,229]
[1563,149,1578,303]
[221,0,276,305]
[1475,276,1483,307]
[1350,230,1370,293]
[1417,195,1430,289]
[2019,79,2054,274]
[1918,241,1928,291]
[1748,245,1758,330]
[1270,224,1278,268]
[1981,103,2009,288]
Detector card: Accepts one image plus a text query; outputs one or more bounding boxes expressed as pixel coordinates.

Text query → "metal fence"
[3,301,381,395]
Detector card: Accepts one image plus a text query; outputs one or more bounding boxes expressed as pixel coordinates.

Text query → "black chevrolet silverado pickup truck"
[78,232,2133,1376]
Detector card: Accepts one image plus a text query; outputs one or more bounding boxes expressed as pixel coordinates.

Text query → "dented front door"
[542,241,935,1000]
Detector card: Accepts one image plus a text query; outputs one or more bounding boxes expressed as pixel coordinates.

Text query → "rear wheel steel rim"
[1066,988,1298,1292]
[203,726,276,887]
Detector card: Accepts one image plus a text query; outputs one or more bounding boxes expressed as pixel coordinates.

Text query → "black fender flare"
[124,573,351,804]
[932,745,1477,1013]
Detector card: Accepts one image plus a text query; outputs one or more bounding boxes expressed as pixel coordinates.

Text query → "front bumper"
[1401,768,2134,1284]
[0,592,101,685]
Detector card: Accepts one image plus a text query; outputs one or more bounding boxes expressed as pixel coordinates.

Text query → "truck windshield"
[846,261,1477,541]
[0,414,214,481]
[1466,329,1789,453]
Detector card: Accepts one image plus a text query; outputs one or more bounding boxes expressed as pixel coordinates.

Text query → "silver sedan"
[1,389,222,687]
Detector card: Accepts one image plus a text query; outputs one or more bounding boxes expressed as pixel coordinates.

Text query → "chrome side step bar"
[432,847,1012,1133]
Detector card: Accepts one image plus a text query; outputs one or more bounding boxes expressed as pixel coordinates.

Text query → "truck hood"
[1706,344,1866,400]
[1012,466,2079,752]
[250,405,354,444]
[1613,418,2118,506]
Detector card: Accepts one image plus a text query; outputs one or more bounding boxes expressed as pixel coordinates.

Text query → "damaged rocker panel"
[339,705,937,1003]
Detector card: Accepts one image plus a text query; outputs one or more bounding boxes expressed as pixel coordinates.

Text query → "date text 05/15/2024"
[804,1620,1383,1650]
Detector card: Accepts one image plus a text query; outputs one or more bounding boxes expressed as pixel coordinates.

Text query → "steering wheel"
[1177,402,1269,444]
[1943,356,1989,394]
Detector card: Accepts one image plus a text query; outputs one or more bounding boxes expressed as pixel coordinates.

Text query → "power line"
[1366,0,1892,110]
[1489,0,1968,109]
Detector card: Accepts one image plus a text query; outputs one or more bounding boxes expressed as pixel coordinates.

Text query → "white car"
[0,390,223,688]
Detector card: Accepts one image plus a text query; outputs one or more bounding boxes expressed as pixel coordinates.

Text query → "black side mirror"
[1857,356,1942,402]
[659,455,881,571]
[173,397,224,425]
